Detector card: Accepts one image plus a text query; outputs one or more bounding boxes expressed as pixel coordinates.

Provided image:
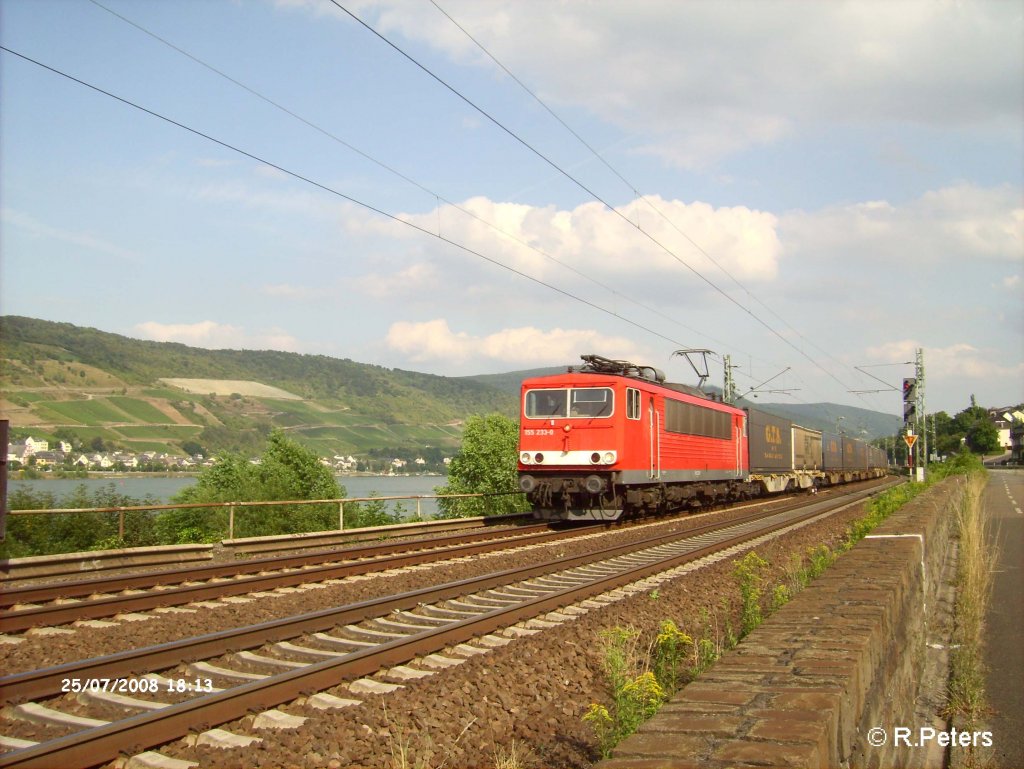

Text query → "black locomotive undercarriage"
[521,471,756,521]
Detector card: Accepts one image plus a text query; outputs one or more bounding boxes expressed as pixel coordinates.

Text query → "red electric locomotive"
[517,355,749,521]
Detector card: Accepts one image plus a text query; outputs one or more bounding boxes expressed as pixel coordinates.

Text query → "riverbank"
[7,474,449,515]
[8,471,445,481]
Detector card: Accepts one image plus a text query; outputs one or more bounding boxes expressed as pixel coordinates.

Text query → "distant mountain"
[0,317,900,460]
[461,365,570,395]
[738,399,900,440]
[0,316,515,457]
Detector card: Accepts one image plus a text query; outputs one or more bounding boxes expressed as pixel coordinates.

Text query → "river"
[7,474,447,517]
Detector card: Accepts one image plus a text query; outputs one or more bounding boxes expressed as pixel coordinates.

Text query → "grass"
[106,396,177,423]
[114,425,203,440]
[944,471,995,767]
[382,703,479,769]
[37,398,132,424]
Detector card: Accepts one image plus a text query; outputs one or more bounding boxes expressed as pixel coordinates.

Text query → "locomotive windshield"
[525,387,613,419]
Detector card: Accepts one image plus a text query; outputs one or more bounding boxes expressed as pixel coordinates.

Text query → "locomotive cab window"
[570,387,613,417]
[525,387,613,419]
[525,389,568,418]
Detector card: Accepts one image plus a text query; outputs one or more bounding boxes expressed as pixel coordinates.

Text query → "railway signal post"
[904,432,918,480]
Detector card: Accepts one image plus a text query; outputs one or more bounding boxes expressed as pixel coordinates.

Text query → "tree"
[2,483,159,558]
[181,440,206,457]
[159,430,343,542]
[965,418,999,454]
[434,414,530,518]
[929,411,961,458]
[932,403,1002,457]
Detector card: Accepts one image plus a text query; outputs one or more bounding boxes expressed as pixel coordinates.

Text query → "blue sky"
[1,0,1021,420]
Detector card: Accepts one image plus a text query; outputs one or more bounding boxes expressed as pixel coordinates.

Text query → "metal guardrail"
[5,491,525,541]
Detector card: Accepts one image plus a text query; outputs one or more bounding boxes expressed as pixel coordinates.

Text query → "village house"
[989,407,1024,450]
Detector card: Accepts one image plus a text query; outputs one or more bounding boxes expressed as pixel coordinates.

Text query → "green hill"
[0,317,901,459]
[461,365,569,395]
[738,399,900,440]
[0,316,516,457]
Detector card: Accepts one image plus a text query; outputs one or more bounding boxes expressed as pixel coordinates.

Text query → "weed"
[652,619,693,693]
[382,703,477,769]
[622,671,665,720]
[734,551,769,637]
[845,483,926,547]
[492,738,534,769]
[582,704,615,759]
[720,597,738,651]
[806,544,836,580]
[583,626,670,757]
[771,583,791,612]
[692,637,719,676]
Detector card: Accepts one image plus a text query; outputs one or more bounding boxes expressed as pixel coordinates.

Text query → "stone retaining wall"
[598,478,960,769]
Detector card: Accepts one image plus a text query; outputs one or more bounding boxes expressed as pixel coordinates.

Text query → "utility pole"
[915,348,926,477]
[723,355,737,404]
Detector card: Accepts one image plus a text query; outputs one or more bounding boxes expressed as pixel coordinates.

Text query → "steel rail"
[0,523,592,632]
[0,494,824,703]
[1,481,860,629]
[0,480,893,706]
[0,481,896,769]
[0,522,551,607]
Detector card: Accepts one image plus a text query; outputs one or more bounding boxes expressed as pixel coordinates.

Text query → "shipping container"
[843,437,868,470]
[821,431,844,470]
[792,425,822,470]
[747,409,793,472]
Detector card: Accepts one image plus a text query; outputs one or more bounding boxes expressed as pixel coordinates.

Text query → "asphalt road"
[983,469,1023,769]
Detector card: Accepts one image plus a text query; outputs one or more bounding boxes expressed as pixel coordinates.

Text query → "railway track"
[0,480,897,768]
[0,522,580,633]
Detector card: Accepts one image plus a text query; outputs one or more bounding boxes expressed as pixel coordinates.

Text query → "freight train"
[517,355,888,521]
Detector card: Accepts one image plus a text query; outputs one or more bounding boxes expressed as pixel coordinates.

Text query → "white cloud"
[375,194,781,295]
[135,321,301,351]
[781,183,1024,264]
[343,1,1022,167]
[385,319,643,367]
[260,283,328,300]
[356,263,440,299]
[865,339,1024,384]
[1,207,138,262]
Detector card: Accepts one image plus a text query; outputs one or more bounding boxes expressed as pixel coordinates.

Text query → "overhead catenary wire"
[85,0,743,357]
[332,0,858,395]
[428,0,892,411]
[82,0,855,399]
[0,44,700,355]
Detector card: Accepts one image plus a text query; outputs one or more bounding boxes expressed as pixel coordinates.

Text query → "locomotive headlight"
[590,452,601,464]
[534,452,544,463]
[520,452,532,464]
[602,451,616,464]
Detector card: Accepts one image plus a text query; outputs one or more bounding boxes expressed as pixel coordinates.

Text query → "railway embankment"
[598,477,963,769]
